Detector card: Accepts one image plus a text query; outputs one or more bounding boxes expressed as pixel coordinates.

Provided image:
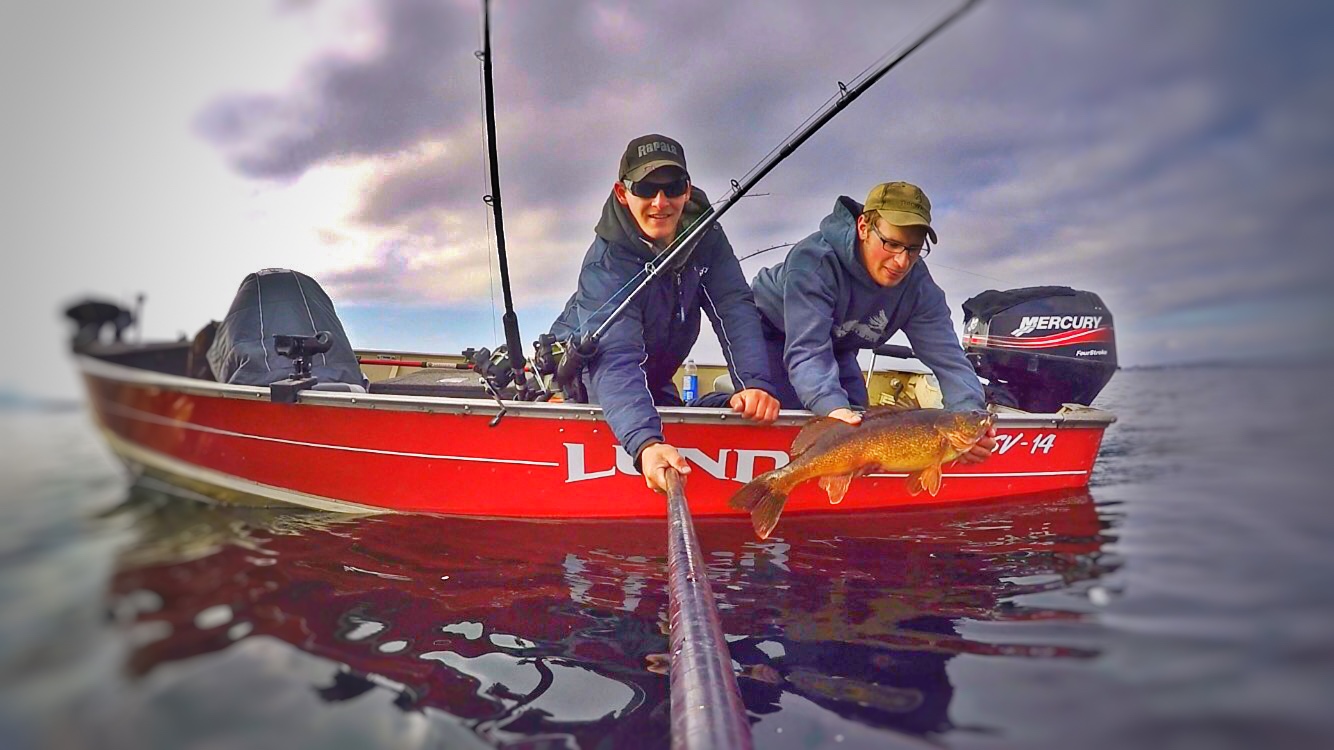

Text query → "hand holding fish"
[729,406,995,539]
[955,425,998,464]
[826,408,862,425]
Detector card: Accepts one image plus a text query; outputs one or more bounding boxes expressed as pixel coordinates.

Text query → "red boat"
[63,0,1117,526]
[74,332,1115,519]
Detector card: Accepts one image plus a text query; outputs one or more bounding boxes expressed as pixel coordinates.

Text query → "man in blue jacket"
[550,134,781,492]
[750,181,994,463]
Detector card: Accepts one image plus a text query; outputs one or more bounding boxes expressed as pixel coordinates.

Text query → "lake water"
[1,364,1331,749]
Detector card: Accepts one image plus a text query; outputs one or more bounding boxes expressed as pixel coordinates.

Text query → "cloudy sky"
[3,0,1332,399]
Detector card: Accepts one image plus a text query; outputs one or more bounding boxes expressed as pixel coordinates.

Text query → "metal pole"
[663,469,753,750]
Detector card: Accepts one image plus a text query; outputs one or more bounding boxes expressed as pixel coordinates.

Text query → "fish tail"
[729,476,791,540]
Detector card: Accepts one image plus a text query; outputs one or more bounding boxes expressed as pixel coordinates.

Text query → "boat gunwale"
[76,353,1117,428]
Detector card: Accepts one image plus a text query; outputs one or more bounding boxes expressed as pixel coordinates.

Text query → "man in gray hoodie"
[750,181,995,463]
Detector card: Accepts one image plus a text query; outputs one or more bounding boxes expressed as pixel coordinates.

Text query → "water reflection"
[712,493,1111,738]
[104,482,1112,747]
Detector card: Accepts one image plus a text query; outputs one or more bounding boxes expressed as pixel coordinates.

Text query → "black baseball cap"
[619,134,689,182]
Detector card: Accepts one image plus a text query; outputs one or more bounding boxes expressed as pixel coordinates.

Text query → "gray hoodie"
[750,196,984,415]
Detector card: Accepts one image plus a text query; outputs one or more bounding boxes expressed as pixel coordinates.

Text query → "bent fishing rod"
[478,0,532,398]
[556,0,980,383]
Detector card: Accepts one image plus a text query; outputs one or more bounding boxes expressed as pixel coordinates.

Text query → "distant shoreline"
[0,392,85,413]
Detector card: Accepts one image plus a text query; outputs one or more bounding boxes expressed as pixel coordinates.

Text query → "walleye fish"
[729,406,995,539]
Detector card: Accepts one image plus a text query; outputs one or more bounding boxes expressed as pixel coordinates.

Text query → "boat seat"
[712,373,736,394]
[311,382,367,393]
[368,368,494,399]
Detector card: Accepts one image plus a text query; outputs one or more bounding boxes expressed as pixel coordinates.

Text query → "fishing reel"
[530,334,565,403]
[461,343,551,421]
[463,346,515,391]
[531,334,560,379]
[462,335,584,411]
[539,335,591,404]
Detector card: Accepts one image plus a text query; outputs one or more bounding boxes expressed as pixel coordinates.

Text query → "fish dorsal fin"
[791,416,855,457]
[861,403,919,423]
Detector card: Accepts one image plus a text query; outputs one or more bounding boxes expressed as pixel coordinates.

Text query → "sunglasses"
[622,177,690,199]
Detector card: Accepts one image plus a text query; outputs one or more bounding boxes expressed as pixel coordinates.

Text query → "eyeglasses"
[622,177,689,199]
[869,223,930,260]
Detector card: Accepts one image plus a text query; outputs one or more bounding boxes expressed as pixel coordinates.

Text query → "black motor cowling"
[961,286,1117,413]
[64,299,133,349]
[207,269,365,388]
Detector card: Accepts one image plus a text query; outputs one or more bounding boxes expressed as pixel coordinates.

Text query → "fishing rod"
[478,0,531,399]
[356,357,470,369]
[556,0,981,386]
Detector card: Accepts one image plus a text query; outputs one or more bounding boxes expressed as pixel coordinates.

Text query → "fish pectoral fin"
[818,473,855,505]
[905,472,924,496]
[947,432,978,452]
[906,464,943,496]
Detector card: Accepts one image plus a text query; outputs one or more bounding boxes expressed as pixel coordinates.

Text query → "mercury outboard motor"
[961,286,1117,413]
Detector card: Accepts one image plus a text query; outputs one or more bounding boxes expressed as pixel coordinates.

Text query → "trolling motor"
[270,331,333,404]
[64,299,134,350]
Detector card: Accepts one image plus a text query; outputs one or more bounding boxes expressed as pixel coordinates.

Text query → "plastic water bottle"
[682,359,698,402]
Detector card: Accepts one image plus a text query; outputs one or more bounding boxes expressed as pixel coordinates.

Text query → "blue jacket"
[550,188,776,461]
[750,196,984,415]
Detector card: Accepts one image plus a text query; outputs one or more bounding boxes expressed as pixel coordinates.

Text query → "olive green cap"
[864,181,937,243]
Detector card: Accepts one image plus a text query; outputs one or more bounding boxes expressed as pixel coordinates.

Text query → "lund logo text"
[564,443,789,484]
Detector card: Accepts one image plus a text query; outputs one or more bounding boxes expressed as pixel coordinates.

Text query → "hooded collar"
[594,186,713,271]
[820,195,921,291]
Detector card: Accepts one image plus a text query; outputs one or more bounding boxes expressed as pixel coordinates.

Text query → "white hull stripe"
[105,429,385,513]
[867,470,1089,478]
[100,401,560,467]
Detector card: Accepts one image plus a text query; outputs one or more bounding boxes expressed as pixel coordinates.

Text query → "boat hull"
[80,356,1114,518]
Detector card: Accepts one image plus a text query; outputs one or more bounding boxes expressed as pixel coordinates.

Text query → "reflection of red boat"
[108,486,1108,742]
[78,347,1114,518]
